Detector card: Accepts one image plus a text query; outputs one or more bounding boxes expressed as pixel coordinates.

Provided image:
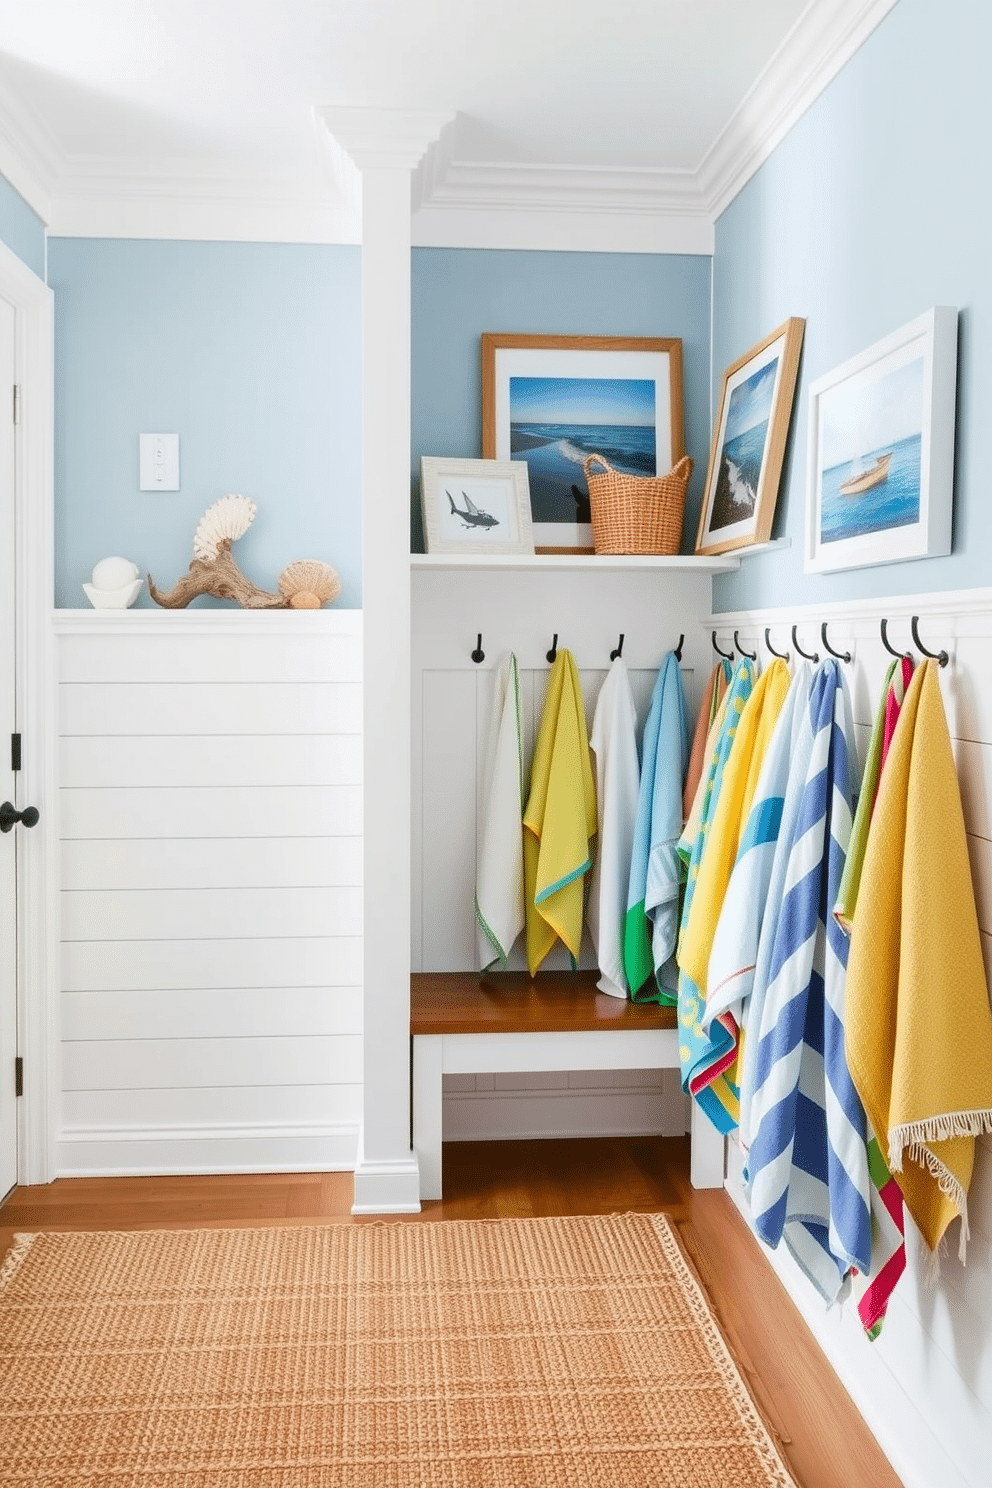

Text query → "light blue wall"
[0,173,45,280]
[49,237,362,608]
[411,248,712,552]
[711,0,990,613]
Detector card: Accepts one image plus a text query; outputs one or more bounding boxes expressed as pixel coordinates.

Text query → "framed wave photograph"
[804,307,958,574]
[482,333,685,553]
[695,317,805,557]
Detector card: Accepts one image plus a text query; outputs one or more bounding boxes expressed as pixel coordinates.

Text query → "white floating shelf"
[411,552,740,574]
[410,540,788,574]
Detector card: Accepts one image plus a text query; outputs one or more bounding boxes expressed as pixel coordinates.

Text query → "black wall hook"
[765,627,790,661]
[734,630,757,661]
[471,633,485,664]
[712,631,734,661]
[674,634,684,663]
[610,633,624,661]
[910,615,949,667]
[879,617,907,659]
[820,622,852,663]
[546,633,558,664]
[792,624,819,662]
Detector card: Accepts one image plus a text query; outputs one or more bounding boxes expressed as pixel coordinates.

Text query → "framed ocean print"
[695,317,805,556]
[481,333,685,553]
[804,307,958,574]
[420,456,534,555]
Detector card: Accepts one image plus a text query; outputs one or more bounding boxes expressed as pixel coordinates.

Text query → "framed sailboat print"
[695,317,805,556]
[804,307,958,573]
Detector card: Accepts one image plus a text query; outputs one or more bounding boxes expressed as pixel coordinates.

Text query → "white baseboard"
[55,1121,360,1177]
[351,1124,422,1213]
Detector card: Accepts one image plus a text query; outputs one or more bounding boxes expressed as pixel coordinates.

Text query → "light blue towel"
[622,652,687,1003]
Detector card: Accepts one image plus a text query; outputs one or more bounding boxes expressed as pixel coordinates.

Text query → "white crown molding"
[411,203,713,255]
[1,0,898,247]
[48,185,361,244]
[698,0,901,219]
[421,159,702,213]
[0,85,56,223]
[316,107,456,175]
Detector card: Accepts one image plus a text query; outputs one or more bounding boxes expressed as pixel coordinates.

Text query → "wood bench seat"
[410,970,724,1200]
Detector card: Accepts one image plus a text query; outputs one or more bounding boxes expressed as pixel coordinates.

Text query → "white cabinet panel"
[60,785,361,839]
[62,1034,363,1091]
[61,936,362,991]
[61,836,363,891]
[61,885,363,942]
[60,681,362,736]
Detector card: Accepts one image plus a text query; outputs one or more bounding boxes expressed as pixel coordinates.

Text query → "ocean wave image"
[510,422,656,523]
[508,374,657,526]
[820,433,921,544]
[709,420,767,532]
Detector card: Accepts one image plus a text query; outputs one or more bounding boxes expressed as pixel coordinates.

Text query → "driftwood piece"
[148,539,287,609]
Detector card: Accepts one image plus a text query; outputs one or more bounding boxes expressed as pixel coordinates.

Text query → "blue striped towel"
[745,660,872,1303]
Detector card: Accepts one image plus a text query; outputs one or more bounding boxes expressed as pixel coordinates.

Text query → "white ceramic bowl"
[82,578,144,609]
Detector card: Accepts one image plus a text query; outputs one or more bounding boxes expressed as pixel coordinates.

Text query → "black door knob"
[0,801,40,833]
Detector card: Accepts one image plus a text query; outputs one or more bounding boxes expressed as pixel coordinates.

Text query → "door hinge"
[11,733,21,772]
[14,1057,23,1098]
[12,384,20,425]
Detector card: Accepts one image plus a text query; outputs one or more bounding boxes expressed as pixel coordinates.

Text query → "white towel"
[475,653,525,970]
[588,656,641,999]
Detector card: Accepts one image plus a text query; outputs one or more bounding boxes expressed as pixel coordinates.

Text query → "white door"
[0,295,18,1198]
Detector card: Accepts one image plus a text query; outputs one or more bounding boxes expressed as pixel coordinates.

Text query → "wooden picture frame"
[482,333,685,554]
[420,456,534,555]
[804,307,957,574]
[695,317,805,556]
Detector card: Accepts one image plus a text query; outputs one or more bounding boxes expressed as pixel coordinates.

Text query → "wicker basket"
[584,452,693,556]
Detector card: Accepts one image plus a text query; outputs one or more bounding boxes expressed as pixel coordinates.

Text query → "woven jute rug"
[1,1211,797,1487]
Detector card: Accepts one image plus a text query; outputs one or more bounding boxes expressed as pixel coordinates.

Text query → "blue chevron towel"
[746,660,872,1303]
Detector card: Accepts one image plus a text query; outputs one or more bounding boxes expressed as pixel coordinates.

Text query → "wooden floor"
[0,1135,903,1488]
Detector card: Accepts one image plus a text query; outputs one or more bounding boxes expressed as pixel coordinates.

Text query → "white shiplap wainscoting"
[709,586,992,1488]
[412,560,723,1144]
[55,609,363,1176]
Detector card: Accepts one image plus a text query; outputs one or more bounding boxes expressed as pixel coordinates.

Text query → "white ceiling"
[0,0,896,249]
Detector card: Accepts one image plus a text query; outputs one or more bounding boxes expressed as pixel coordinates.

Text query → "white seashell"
[277,559,342,607]
[192,493,257,561]
[91,556,140,590]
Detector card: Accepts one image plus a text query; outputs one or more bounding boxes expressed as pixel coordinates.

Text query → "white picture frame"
[804,306,958,574]
[420,457,534,555]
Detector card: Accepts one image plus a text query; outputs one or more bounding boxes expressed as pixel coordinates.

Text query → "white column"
[319,109,452,1213]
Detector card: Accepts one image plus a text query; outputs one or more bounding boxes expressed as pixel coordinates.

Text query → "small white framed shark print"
[421,457,534,556]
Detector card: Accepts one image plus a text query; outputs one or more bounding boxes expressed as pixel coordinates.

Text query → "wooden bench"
[411,970,725,1200]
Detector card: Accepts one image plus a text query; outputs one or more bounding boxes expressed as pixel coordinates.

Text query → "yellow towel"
[524,649,597,975]
[679,659,791,999]
[846,660,992,1258]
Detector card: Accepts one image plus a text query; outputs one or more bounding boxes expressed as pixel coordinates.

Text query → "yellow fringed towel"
[524,649,597,975]
[845,660,992,1259]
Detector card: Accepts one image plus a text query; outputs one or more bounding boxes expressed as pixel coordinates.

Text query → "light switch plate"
[139,432,180,491]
